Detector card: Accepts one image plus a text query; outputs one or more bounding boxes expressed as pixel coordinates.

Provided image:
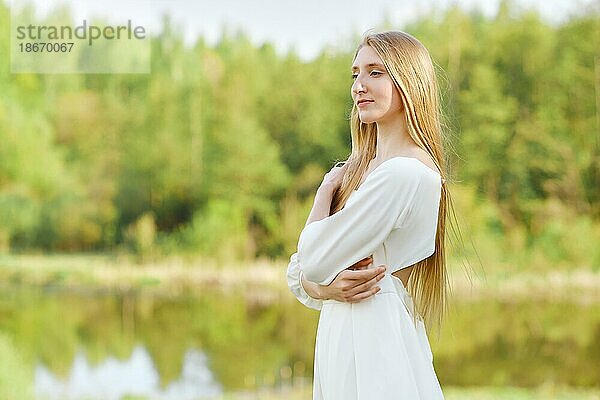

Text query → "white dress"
[286,156,445,400]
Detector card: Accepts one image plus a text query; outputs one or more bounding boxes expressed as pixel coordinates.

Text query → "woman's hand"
[319,161,349,194]
[305,161,350,227]
[302,256,387,303]
[322,257,386,303]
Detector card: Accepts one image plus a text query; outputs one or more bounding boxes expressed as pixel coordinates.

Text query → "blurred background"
[1,0,599,399]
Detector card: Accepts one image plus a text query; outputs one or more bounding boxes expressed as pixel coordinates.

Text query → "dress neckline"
[353,156,441,192]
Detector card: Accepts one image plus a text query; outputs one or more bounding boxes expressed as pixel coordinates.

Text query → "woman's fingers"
[322,161,350,190]
[349,285,381,303]
[345,271,385,298]
[344,266,385,280]
[326,264,389,303]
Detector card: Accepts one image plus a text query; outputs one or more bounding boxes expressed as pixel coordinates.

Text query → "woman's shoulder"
[402,147,440,175]
[376,151,442,200]
[379,149,440,181]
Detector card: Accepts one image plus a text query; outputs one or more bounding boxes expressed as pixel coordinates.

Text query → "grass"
[0,252,283,297]
[212,385,600,400]
[444,386,600,400]
[0,252,599,303]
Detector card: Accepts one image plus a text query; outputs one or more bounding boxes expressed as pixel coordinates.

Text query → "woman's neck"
[373,114,414,160]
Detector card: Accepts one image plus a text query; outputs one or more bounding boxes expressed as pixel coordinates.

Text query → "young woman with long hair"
[287,30,452,399]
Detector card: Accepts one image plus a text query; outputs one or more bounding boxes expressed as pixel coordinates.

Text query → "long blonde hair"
[331,31,453,336]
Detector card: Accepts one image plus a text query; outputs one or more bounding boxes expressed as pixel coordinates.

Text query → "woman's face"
[351,45,402,124]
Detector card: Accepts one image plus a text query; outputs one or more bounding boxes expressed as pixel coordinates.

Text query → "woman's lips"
[357,100,374,108]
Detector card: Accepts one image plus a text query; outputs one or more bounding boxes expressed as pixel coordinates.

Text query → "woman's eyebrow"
[351,62,385,71]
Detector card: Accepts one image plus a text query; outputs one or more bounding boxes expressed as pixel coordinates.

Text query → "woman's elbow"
[297,250,326,283]
[302,267,324,284]
[298,255,318,282]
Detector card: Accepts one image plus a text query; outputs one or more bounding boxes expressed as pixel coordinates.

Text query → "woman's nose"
[352,79,367,95]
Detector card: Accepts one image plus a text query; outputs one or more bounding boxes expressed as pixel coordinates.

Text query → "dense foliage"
[0,1,598,270]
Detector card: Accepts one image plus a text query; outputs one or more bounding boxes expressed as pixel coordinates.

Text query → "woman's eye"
[352,71,383,79]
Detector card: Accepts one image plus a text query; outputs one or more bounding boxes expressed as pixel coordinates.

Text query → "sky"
[10,0,598,61]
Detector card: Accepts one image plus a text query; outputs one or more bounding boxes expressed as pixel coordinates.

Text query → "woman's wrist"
[317,183,336,197]
[301,273,327,300]
[305,185,335,226]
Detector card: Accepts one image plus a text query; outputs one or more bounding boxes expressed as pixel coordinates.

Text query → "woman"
[286,31,450,399]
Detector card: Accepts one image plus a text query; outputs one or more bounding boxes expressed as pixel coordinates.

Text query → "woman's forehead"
[351,46,384,70]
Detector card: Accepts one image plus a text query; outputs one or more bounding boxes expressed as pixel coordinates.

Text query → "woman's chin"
[358,111,378,124]
[358,107,387,124]
[359,116,377,124]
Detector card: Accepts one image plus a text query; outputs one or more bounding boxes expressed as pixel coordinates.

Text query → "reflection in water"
[34,346,222,400]
[1,286,598,394]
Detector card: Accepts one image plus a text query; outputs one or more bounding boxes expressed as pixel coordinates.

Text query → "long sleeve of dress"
[286,251,323,310]
[297,161,422,286]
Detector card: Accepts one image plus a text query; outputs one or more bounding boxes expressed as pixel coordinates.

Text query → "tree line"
[0,1,598,269]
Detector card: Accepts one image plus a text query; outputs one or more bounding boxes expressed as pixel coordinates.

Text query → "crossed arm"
[287,183,386,308]
[286,251,385,309]
[288,158,438,309]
